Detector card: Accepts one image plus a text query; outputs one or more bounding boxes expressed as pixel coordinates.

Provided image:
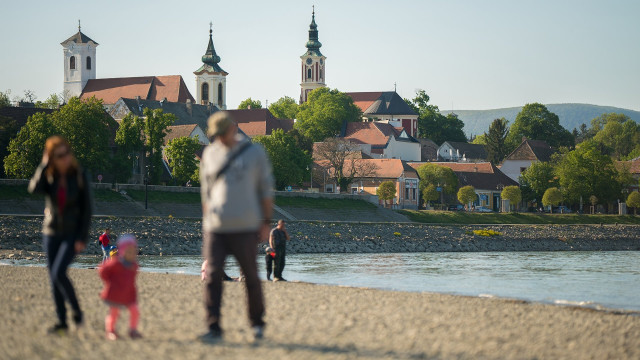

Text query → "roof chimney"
[186,99,192,116]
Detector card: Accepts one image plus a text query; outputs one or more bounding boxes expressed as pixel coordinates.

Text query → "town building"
[417,138,439,162]
[225,109,294,138]
[299,8,326,104]
[342,122,420,161]
[437,141,487,162]
[499,139,555,183]
[194,23,228,109]
[346,91,419,137]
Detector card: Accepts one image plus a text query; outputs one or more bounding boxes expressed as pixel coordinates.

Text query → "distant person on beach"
[99,228,115,262]
[28,135,92,335]
[199,111,274,342]
[264,247,276,281]
[98,234,143,340]
[200,260,237,282]
[269,220,290,282]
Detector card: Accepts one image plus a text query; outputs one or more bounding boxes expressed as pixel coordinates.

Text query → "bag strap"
[214,141,252,181]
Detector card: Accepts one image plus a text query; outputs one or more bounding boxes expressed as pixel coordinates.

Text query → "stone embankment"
[1,216,639,259]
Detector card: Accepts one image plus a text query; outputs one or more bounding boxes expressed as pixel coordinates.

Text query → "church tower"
[61,21,98,99]
[194,23,228,110]
[300,7,326,104]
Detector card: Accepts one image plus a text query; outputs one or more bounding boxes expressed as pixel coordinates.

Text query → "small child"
[99,234,142,340]
[201,259,236,282]
[99,228,115,263]
[265,247,276,281]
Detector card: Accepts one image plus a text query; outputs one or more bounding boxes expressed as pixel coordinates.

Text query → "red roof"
[80,75,195,104]
[408,162,495,174]
[225,109,293,137]
[163,124,198,145]
[616,157,640,174]
[343,122,398,147]
[346,92,383,113]
[315,158,417,179]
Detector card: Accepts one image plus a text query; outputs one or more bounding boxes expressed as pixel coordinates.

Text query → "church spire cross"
[78,19,81,32]
[209,21,213,34]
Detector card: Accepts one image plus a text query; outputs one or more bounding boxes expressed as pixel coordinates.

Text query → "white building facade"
[194,24,228,109]
[300,9,326,103]
[61,23,98,99]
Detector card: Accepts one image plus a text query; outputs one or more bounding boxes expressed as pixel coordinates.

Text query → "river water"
[4,251,639,312]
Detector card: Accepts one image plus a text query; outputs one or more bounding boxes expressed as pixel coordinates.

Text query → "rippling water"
[4,251,639,311]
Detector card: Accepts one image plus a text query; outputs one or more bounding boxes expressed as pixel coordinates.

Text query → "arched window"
[307,68,312,79]
[320,69,323,80]
[201,83,209,104]
[218,83,223,107]
[86,56,91,70]
[70,56,76,70]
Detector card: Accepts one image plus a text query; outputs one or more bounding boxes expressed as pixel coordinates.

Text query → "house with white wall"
[438,141,487,162]
[499,139,555,183]
[342,122,420,161]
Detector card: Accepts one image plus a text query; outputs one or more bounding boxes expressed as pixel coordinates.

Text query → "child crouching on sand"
[265,247,276,281]
[99,234,142,340]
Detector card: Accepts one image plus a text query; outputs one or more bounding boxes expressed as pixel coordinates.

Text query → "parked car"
[448,204,464,211]
[553,206,572,213]
[474,206,493,213]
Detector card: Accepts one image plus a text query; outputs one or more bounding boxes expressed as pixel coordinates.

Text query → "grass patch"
[126,190,201,204]
[0,184,42,200]
[399,210,640,225]
[275,196,376,210]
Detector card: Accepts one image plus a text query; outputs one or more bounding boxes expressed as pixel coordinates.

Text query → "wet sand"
[1,266,638,360]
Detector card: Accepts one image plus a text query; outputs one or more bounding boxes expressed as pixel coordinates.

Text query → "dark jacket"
[28,163,92,243]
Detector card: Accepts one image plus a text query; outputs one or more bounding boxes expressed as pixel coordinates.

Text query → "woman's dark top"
[28,163,92,243]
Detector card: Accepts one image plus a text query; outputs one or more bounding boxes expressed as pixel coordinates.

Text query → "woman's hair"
[44,135,79,177]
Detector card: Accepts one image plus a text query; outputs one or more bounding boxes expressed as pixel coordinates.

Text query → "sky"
[1,0,639,111]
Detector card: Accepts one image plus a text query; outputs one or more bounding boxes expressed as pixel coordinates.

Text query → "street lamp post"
[144,165,149,210]
[307,164,312,192]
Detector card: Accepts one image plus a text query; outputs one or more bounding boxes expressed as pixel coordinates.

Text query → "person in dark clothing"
[269,220,290,282]
[28,136,92,334]
[264,247,276,281]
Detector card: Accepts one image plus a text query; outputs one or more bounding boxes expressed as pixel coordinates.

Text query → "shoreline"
[1,265,639,359]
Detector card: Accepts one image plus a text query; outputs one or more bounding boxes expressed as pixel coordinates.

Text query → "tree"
[501,185,522,212]
[627,191,640,215]
[0,90,11,108]
[22,90,37,103]
[237,98,262,109]
[457,185,476,208]
[416,163,458,202]
[506,103,574,150]
[0,116,19,177]
[542,187,562,208]
[554,141,622,205]
[164,136,201,185]
[4,112,55,178]
[268,96,299,119]
[485,118,509,164]
[591,115,640,159]
[519,161,558,203]
[295,87,362,142]
[35,93,62,109]
[377,181,396,207]
[405,90,467,144]
[314,138,375,192]
[471,134,487,145]
[422,184,439,208]
[142,108,176,183]
[253,129,312,190]
[287,128,313,153]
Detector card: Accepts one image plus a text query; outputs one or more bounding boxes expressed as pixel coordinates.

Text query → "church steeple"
[194,22,228,109]
[200,22,225,73]
[61,22,98,99]
[304,6,323,57]
[299,7,326,104]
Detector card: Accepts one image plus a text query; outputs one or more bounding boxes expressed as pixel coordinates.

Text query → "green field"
[126,189,201,204]
[275,196,377,210]
[399,210,640,225]
[0,184,123,202]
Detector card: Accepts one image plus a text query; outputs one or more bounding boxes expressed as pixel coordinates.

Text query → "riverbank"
[1,216,639,260]
[1,266,638,360]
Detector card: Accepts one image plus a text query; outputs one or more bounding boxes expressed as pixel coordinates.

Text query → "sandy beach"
[0,266,638,359]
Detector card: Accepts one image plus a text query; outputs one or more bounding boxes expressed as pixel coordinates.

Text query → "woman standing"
[29,136,92,334]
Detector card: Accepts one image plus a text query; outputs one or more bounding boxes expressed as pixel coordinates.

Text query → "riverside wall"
[1,216,639,259]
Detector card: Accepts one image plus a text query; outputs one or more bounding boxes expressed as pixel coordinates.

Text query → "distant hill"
[440,104,640,137]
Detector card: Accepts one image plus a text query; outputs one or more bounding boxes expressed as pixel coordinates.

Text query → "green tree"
[519,161,558,203]
[0,90,11,108]
[422,183,439,208]
[627,191,640,215]
[253,129,312,190]
[35,93,62,109]
[591,115,640,160]
[542,187,562,208]
[416,163,458,201]
[4,112,55,178]
[471,134,487,145]
[268,96,299,119]
[405,90,467,144]
[237,98,262,109]
[501,185,522,212]
[0,116,19,177]
[485,118,509,164]
[164,136,202,185]
[376,181,396,207]
[506,103,574,150]
[554,141,621,204]
[295,87,362,142]
[142,108,176,183]
[52,97,117,176]
[287,128,313,153]
[457,185,476,208]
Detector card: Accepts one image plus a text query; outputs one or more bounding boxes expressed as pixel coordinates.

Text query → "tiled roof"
[61,31,98,45]
[164,124,198,145]
[615,157,640,174]
[408,162,517,190]
[346,91,417,116]
[110,98,217,132]
[344,122,396,146]
[315,158,418,179]
[80,75,195,105]
[443,141,488,160]
[225,109,294,137]
[408,162,495,174]
[504,139,555,162]
[0,106,55,128]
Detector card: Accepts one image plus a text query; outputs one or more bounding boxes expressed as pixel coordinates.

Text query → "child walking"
[99,234,142,340]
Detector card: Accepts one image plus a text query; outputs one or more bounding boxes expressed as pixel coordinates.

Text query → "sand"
[1,266,638,360]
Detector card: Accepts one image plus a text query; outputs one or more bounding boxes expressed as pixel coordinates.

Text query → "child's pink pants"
[105,303,139,332]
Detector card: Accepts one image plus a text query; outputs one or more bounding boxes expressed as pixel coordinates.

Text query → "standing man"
[269,220,290,282]
[199,111,274,342]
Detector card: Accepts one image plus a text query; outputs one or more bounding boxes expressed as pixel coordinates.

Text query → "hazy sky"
[1,0,638,111]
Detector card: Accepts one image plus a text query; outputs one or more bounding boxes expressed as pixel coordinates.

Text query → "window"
[325,184,334,193]
[320,69,323,80]
[86,56,91,70]
[405,188,410,200]
[201,83,209,104]
[218,83,223,106]
[307,68,312,79]
[70,56,76,70]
